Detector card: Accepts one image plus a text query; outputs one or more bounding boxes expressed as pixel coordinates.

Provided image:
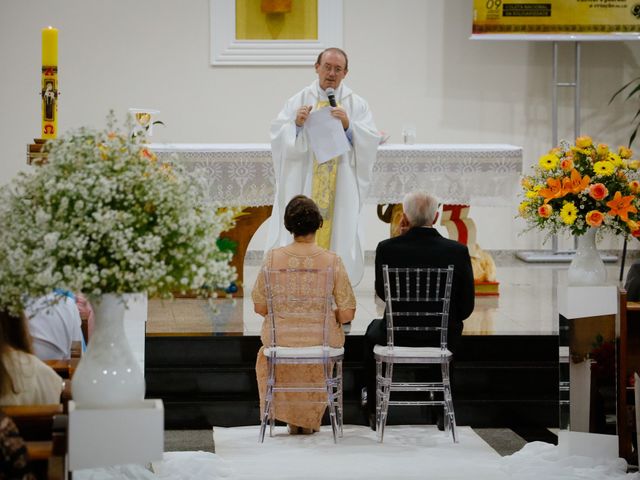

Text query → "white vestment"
[266,80,380,285]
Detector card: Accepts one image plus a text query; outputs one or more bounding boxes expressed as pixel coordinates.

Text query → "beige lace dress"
[252,246,356,430]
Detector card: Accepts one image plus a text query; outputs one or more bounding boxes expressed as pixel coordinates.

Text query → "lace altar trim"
[151,143,522,206]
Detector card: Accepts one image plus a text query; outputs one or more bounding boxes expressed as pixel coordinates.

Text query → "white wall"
[1,0,639,252]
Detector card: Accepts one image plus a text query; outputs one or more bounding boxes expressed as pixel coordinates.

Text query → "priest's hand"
[331,106,349,130]
[295,105,312,127]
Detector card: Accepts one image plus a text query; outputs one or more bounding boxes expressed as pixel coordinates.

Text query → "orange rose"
[630,180,640,194]
[538,204,552,218]
[585,210,604,227]
[589,183,609,201]
[560,158,574,171]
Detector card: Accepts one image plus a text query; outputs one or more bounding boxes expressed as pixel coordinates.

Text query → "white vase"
[567,228,607,286]
[72,293,146,408]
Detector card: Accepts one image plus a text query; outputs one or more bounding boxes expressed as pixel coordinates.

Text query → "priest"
[266,47,380,285]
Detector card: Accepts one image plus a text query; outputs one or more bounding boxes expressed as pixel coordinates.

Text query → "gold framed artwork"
[210,0,343,65]
[471,0,640,40]
[236,0,318,40]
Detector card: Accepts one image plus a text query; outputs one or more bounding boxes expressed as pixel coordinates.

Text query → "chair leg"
[260,358,345,443]
[268,383,275,437]
[375,359,383,437]
[325,362,339,444]
[377,361,393,443]
[441,361,458,443]
[336,360,344,437]
[259,386,272,443]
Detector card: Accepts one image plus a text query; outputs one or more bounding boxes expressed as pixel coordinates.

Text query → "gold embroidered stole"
[311,100,339,249]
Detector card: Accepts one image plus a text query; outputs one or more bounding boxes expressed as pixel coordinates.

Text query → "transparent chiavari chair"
[259,267,344,443]
[374,265,457,443]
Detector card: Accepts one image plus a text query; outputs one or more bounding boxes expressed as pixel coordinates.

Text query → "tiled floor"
[147,252,628,337]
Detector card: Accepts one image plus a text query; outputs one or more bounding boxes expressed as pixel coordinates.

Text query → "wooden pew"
[617,289,640,464]
[45,358,80,379]
[3,404,68,480]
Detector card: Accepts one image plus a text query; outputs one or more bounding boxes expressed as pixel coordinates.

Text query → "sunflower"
[560,202,578,225]
[538,153,559,171]
[593,161,615,176]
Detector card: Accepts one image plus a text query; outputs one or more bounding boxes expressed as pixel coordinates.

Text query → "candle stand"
[27,138,48,165]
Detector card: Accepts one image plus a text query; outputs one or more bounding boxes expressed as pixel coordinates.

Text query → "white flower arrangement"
[0,114,236,314]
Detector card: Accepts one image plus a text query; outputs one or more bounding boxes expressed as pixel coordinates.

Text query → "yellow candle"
[41,26,58,139]
[41,26,58,66]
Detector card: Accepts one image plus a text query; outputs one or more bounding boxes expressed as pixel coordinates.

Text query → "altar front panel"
[151,143,523,206]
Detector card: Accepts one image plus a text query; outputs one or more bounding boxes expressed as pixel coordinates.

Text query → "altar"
[151,143,523,293]
[151,143,522,206]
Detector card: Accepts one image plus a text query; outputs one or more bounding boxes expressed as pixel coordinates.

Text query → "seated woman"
[0,310,63,406]
[252,195,356,435]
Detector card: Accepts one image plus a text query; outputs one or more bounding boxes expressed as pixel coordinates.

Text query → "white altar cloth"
[151,143,522,206]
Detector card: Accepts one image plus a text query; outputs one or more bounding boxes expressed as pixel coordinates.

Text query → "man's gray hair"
[402,192,439,227]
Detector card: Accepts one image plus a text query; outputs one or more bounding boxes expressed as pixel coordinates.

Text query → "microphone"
[326,87,337,107]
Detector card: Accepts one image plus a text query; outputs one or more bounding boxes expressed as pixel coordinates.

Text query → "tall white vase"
[72,293,146,408]
[567,228,607,286]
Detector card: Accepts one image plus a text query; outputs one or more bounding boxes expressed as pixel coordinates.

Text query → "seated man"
[24,290,84,360]
[362,191,475,426]
[625,260,640,301]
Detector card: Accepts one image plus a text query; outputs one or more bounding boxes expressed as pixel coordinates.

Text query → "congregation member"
[24,290,84,360]
[75,292,95,340]
[0,411,35,479]
[265,47,381,286]
[362,192,475,427]
[625,257,640,301]
[253,195,355,434]
[0,310,63,406]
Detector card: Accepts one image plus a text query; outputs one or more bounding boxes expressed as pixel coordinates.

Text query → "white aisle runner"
[212,425,504,480]
[210,425,638,480]
[79,425,637,479]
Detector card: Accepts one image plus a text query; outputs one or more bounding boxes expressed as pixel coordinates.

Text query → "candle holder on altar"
[27,138,48,165]
[128,108,161,138]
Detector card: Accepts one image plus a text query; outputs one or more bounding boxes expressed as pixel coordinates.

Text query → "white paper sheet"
[305,106,351,164]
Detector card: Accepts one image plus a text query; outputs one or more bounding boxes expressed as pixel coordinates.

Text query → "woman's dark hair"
[284,195,323,237]
[0,310,32,397]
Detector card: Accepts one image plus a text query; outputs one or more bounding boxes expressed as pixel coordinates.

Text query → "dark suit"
[364,227,475,413]
[625,261,640,301]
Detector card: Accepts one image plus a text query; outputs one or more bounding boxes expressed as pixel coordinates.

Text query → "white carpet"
[213,425,506,480]
[76,425,640,480]
[210,425,639,480]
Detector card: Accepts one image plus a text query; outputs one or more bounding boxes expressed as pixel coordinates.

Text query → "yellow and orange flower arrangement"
[519,136,640,238]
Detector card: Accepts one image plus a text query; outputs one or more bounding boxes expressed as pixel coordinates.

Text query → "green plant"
[610,76,640,147]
